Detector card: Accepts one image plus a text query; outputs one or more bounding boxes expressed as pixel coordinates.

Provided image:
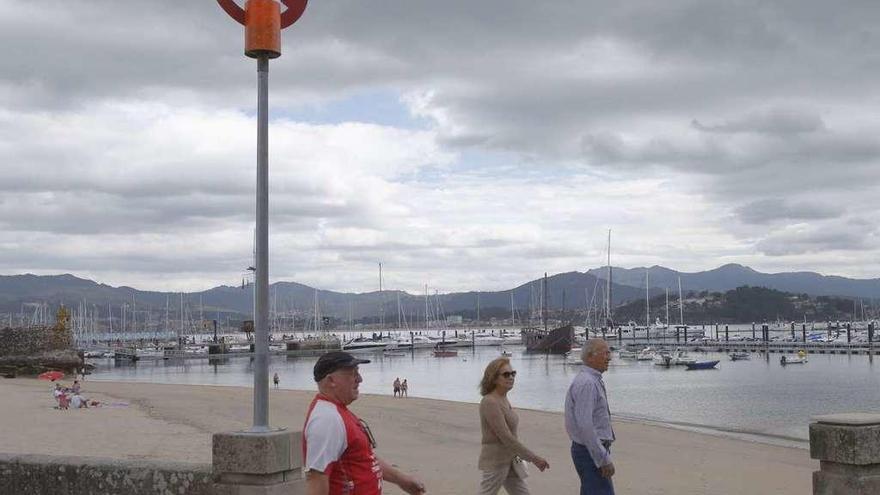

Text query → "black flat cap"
[314,351,371,382]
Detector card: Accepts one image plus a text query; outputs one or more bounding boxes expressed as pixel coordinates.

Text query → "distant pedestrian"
[478,357,549,495]
[72,380,81,395]
[393,377,401,397]
[401,379,408,398]
[565,339,615,495]
[273,372,280,389]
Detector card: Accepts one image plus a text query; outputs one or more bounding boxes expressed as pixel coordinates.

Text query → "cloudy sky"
[1,0,879,293]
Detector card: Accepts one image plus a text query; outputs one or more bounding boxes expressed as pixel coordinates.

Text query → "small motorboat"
[729,352,751,361]
[653,351,673,367]
[618,349,639,359]
[780,355,807,365]
[671,349,697,366]
[686,360,720,370]
[433,349,458,357]
[637,348,655,361]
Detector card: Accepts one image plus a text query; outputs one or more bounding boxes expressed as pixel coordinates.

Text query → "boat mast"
[678,276,684,326]
[665,288,669,327]
[378,262,384,329]
[510,291,515,326]
[477,294,481,325]
[543,272,548,333]
[645,269,650,329]
[424,284,429,330]
[606,229,612,330]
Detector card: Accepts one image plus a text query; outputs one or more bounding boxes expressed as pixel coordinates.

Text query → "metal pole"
[252,55,270,432]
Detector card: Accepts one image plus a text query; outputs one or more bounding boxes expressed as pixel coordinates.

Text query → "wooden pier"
[611,339,880,356]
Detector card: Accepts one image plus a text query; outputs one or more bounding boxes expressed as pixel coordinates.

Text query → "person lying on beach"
[70,393,88,409]
[304,351,426,495]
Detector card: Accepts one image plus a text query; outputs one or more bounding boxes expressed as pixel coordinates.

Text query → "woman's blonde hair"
[479,357,511,396]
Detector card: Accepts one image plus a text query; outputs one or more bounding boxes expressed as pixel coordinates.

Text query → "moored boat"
[522,324,574,354]
[671,348,697,365]
[686,360,720,370]
[637,348,655,361]
[433,349,458,357]
[780,356,807,365]
[729,352,750,361]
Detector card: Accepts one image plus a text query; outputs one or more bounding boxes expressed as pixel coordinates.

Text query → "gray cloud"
[692,108,826,135]
[735,199,845,225]
[756,224,876,256]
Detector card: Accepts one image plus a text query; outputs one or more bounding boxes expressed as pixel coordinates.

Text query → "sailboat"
[522,273,574,354]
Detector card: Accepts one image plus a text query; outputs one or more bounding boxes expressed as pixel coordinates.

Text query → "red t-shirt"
[304,394,383,495]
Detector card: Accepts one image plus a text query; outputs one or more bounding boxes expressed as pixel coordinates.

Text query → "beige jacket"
[478,393,539,470]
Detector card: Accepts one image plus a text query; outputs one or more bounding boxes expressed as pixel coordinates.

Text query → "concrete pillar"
[847,324,852,344]
[213,430,305,494]
[725,325,729,342]
[752,322,756,340]
[810,413,880,495]
[803,324,807,343]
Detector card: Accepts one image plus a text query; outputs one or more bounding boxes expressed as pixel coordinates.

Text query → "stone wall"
[0,325,72,357]
[0,324,80,376]
[0,453,215,495]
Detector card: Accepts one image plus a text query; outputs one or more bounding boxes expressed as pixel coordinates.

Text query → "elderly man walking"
[565,339,615,495]
[303,351,426,495]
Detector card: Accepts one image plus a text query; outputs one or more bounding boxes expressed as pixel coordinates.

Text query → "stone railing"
[0,429,307,494]
[810,413,880,494]
[0,453,214,495]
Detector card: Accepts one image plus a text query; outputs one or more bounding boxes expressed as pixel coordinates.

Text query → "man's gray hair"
[581,339,607,361]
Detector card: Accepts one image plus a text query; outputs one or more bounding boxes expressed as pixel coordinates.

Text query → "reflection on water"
[90,346,880,442]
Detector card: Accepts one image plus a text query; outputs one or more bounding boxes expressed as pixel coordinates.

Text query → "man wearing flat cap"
[304,351,426,495]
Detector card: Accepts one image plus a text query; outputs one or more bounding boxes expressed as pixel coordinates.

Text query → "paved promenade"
[0,379,815,494]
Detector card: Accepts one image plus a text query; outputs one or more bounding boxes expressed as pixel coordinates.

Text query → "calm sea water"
[87,345,880,445]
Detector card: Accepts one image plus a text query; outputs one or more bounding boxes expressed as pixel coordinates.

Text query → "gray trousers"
[479,461,530,495]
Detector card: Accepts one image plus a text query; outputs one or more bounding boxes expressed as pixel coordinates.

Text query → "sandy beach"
[0,378,815,494]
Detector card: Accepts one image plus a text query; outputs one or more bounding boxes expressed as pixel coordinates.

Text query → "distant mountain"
[587,264,880,299]
[612,285,862,325]
[0,272,649,323]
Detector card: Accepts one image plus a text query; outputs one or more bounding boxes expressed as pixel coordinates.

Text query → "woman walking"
[478,357,549,494]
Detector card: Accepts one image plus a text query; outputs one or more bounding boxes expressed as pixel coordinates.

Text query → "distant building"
[446,315,463,325]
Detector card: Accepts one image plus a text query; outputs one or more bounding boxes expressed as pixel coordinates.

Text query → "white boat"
[780,356,808,365]
[618,349,639,359]
[671,348,697,365]
[383,341,407,356]
[135,347,164,358]
[342,337,390,352]
[637,348,655,361]
[397,335,440,349]
[653,350,673,367]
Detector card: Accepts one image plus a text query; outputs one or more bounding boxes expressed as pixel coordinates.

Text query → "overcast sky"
[1,0,879,293]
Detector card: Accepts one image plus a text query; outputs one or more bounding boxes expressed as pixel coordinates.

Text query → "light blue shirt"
[564,366,614,467]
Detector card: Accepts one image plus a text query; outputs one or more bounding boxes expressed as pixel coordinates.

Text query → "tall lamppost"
[217,0,308,432]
